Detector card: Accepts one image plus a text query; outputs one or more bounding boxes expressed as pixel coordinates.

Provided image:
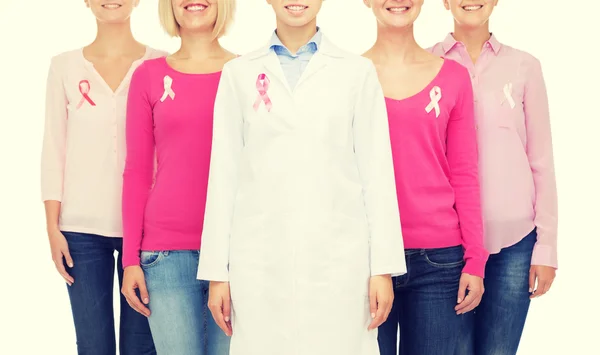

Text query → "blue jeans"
[456,229,536,355]
[378,245,468,355]
[62,232,156,355]
[141,250,231,355]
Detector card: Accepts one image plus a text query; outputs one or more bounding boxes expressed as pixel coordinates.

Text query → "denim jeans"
[62,232,156,355]
[378,245,468,355]
[456,229,536,355]
[141,250,231,355]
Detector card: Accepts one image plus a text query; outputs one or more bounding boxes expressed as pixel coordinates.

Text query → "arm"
[197,64,244,282]
[40,59,74,284]
[41,59,67,205]
[352,62,406,278]
[122,64,155,268]
[524,58,558,268]
[446,69,489,278]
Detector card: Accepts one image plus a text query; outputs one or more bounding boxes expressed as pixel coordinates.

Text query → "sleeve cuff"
[197,266,229,282]
[371,264,407,278]
[531,243,558,269]
[462,257,487,278]
[122,255,140,269]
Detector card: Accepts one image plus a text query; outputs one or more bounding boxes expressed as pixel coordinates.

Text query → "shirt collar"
[441,32,502,55]
[270,27,322,56]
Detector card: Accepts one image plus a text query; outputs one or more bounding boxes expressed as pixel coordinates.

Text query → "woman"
[361,1,488,354]
[120,0,236,354]
[197,1,406,354]
[41,0,164,354]
[429,1,558,354]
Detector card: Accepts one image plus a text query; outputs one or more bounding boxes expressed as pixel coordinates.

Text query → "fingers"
[209,296,232,336]
[368,292,391,330]
[122,285,150,317]
[455,278,483,314]
[529,268,536,294]
[455,291,481,314]
[63,248,74,269]
[138,281,150,305]
[531,278,551,298]
[457,277,468,305]
[222,294,233,335]
[53,252,74,286]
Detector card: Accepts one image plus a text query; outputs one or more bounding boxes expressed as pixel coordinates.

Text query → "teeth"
[286,5,307,11]
[388,7,409,12]
[462,5,482,11]
[186,4,206,11]
[102,4,121,9]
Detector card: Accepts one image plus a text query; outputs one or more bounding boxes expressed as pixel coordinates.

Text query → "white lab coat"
[197,35,406,355]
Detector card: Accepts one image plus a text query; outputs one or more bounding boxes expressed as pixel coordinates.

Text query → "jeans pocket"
[140,251,165,268]
[423,246,464,268]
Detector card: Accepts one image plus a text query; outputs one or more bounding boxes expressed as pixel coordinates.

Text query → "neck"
[275,20,317,53]
[177,29,223,59]
[452,23,491,54]
[90,20,138,56]
[370,24,421,63]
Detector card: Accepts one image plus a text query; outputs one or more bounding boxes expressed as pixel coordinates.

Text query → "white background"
[1,0,598,354]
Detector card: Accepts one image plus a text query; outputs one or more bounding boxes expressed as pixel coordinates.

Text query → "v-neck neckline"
[80,46,150,96]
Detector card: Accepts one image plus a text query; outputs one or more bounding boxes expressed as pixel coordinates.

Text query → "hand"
[455,273,484,315]
[529,265,556,298]
[368,274,394,330]
[208,281,233,336]
[121,266,150,317]
[48,227,74,286]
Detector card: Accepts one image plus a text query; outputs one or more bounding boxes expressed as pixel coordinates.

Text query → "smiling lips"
[185,3,207,12]
[102,3,121,9]
[285,4,308,14]
[462,4,483,11]
[388,6,410,13]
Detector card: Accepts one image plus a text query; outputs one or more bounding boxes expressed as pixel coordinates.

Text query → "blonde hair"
[158,0,235,38]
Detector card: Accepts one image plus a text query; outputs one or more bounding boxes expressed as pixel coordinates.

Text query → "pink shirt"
[386,59,488,277]
[41,47,166,237]
[429,34,558,268]
[122,57,221,267]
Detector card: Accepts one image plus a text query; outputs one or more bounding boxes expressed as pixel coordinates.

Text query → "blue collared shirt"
[269,28,321,89]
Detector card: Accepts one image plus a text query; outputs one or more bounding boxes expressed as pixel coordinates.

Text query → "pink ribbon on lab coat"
[253,73,272,112]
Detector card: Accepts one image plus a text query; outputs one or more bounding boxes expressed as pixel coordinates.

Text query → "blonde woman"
[120,1,236,354]
[41,0,164,353]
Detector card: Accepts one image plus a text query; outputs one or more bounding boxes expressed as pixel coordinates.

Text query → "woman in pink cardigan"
[40,0,164,353]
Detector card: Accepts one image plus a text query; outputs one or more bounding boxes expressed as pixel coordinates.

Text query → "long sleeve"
[122,64,155,268]
[523,58,558,268]
[197,64,244,282]
[41,59,67,202]
[447,69,489,278]
[353,63,406,277]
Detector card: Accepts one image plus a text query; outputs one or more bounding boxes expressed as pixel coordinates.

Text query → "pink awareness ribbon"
[76,80,96,109]
[253,73,272,112]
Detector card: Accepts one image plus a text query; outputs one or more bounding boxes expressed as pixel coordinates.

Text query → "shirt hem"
[59,225,122,238]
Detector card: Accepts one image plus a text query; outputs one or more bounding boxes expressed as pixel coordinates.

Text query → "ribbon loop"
[76,80,96,109]
[253,73,272,112]
[160,75,175,102]
[425,86,442,118]
[502,82,515,108]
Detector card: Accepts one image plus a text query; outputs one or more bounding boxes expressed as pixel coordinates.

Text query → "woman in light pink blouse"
[429,1,558,354]
[120,1,236,354]
[40,0,164,354]
[362,1,487,354]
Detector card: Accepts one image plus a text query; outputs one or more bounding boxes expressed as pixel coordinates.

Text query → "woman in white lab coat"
[197,1,406,354]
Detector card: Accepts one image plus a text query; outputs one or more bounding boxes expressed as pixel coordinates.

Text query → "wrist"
[46,224,60,233]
